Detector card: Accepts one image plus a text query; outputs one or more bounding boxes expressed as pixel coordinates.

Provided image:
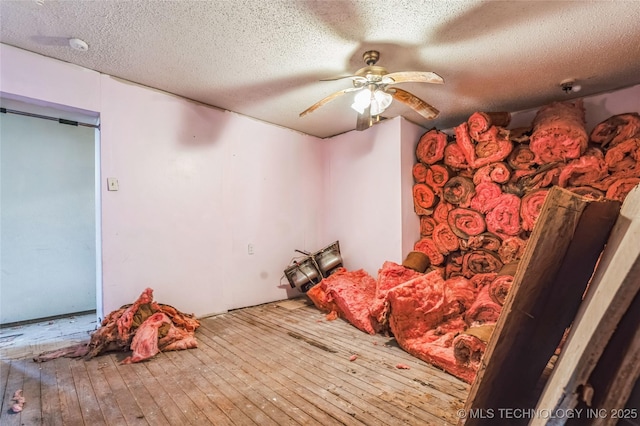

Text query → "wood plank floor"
[1,298,470,425]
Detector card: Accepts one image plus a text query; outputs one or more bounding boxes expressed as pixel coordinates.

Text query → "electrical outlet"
[107,178,119,191]
[248,244,255,255]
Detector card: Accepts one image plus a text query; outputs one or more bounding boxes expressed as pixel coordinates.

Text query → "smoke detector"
[68,38,89,52]
[560,79,581,94]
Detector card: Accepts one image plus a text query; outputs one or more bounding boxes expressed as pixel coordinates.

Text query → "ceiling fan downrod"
[363,50,380,66]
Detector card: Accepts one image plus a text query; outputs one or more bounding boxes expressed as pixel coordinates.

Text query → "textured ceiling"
[2,0,640,138]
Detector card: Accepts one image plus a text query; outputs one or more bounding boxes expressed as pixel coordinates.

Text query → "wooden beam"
[585,289,640,426]
[462,186,621,425]
[532,185,640,426]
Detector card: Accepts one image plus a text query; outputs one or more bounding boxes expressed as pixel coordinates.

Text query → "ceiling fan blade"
[382,71,444,85]
[389,87,440,120]
[320,75,368,83]
[299,87,362,117]
[356,103,372,131]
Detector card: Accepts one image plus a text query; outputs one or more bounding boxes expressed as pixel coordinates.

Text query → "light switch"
[107,178,119,191]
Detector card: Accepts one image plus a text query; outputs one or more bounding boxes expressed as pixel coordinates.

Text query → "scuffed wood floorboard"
[0,299,469,425]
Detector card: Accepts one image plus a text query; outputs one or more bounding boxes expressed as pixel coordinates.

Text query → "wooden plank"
[219,312,428,425]
[84,357,129,426]
[175,336,281,426]
[150,351,235,426]
[69,357,107,425]
[54,357,84,426]
[0,360,13,420]
[128,361,193,425]
[586,288,640,426]
[160,349,257,425]
[204,320,379,425]
[167,342,264,425]
[0,360,25,426]
[98,354,148,425]
[19,357,43,425]
[276,302,469,400]
[243,303,468,412]
[187,319,356,426]
[228,307,459,425]
[533,185,640,426]
[2,296,477,425]
[113,354,171,425]
[187,322,326,426]
[143,354,213,425]
[463,186,621,425]
[198,314,372,425]
[40,356,64,426]
[249,301,468,397]
[201,318,340,424]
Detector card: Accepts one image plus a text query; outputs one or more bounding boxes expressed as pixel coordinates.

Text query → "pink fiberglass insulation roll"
[425,164,453,194]
[590,112,640,148]
[605,177,640,202]
[465,285,502,325]
[386,270,447,341]
[520,189,548,232]
[121,312,171,364]
[489,274,514,306]
[412,162,428,183]
[473,162,512,185]
[324,268,378,335]
[432,222,460,255]
[370,261,423,325]
[413,183,439,215]
[558,148,608,187]
[420,215,437,237]
[498,236,527,264]
[530,100,588,163]
[416,129,448,165]
[462,250,503,278]
[604,138,640,176]
[470,182,503,214]
[442,276,477,318]
[485,193,522,238]
[413,237,445,266]
[447,208,486,239]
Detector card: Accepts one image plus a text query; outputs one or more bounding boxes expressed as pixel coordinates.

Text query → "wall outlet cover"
[107,177,119,191]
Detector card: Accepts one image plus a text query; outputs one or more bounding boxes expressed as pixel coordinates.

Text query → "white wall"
[98,77,324,315]
[320,117,423,276]
[2,43,638,319]
[1,44,323,318]
[509,84,640,133]
[400,119,426,258]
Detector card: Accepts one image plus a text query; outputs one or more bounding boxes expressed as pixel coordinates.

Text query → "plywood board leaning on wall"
[531,184,640,426]
[460,186,621,426]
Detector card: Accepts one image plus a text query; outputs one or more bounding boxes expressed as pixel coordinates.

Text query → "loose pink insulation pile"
[308,101,640,384]
[34,288,200,364]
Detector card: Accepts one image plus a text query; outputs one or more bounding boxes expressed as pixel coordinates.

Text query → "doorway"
[0,99,100,324]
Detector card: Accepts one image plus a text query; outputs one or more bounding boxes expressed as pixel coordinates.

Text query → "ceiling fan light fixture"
[351,89,392,116]
[301,50,442,129]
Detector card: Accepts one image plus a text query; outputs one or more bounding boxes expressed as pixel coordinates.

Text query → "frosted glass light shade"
[351,89,392,115]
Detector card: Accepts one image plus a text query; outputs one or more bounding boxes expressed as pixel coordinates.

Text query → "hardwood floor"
[1,298,469,425]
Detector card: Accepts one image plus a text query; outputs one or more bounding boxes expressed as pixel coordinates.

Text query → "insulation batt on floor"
[307,101,640,384]
[34,288,200,364]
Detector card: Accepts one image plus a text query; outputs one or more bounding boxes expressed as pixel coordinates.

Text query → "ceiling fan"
[299,50,444,131]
